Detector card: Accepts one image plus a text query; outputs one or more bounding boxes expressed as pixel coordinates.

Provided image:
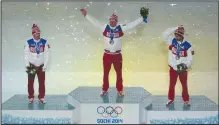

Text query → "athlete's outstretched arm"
[80,9,105,32]
[121,17,146,32]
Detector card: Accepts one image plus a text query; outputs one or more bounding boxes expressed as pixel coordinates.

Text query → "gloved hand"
[143,18,148,23]
[42,65,46,72]
[172,65,178,71]
[80,9,87,17]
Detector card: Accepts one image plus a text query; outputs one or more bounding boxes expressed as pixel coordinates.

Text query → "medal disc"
[109,40,114,45]
[175,55,180,60]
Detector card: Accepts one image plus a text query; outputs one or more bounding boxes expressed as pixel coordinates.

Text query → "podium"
[146,95,218,124]
[2,95,74,124]
[2,86,218,124]
[68,87,152,124]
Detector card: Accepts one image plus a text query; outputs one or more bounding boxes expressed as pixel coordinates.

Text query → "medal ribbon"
[35,42,40,54]
[176,43,181,57]
[110,29,115,41]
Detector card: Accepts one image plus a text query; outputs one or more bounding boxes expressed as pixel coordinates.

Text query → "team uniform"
[85,14,145,95]
[24,36,50,103]
[162,26,193,105]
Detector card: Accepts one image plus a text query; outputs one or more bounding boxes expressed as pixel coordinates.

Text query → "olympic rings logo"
[97,106,123,118]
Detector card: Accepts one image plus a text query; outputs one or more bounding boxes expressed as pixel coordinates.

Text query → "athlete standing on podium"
[24,24,51,104]
[162,25,194,106]
[80,8,148,96]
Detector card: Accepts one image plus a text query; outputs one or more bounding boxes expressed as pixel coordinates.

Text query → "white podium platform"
[146,95,218,124]
[2,95,74,124]
[2,87,218,124]
[67,87,152,124]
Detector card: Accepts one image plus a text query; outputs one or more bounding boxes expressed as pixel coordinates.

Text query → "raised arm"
[162,27,178,45]
[24,42,30,67]
[81,9,105,32]
[121,17,144,32]
[121,7,149,32]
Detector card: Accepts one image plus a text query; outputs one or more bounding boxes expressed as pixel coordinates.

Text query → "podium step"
[68,86,152,103]
[147,95,218,111]
[2,88,218,124]
[2,95,74,124]
[145,95,218,124]
[67,86,152,124]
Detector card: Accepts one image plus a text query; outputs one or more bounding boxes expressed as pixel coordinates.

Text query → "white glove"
[173,65,178,71]
[42,65,46,72]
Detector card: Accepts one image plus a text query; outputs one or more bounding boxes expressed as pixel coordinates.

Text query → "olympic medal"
[109,40,114,45]
[175,55,180,60]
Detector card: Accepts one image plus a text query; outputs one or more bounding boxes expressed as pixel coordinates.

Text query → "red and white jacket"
[162,27,194,71]
[24,38,50,67]
[85,14,144,52]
